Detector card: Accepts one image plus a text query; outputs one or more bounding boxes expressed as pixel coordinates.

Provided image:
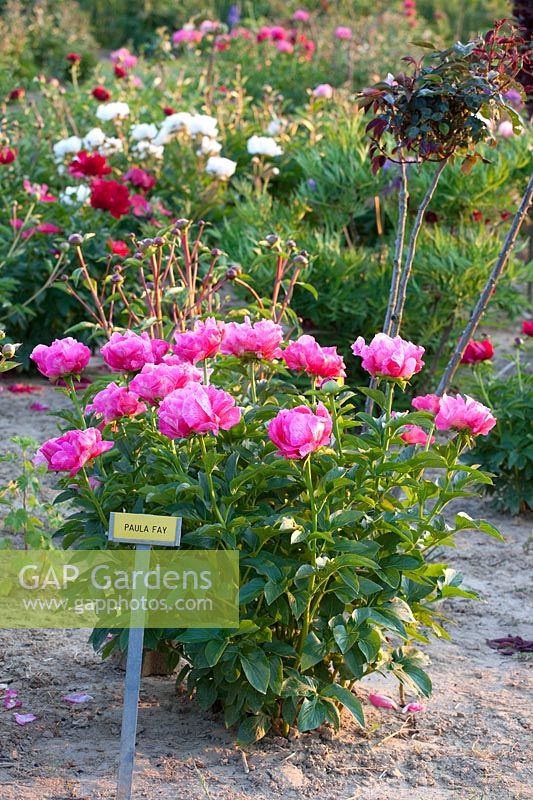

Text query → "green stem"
[81,467,107,527]
[65,375,86,428]
[330,395,343,458]
[297,456,318,658]
[249,361,257,404]
[203,358,210,385]
[199,435,225,527]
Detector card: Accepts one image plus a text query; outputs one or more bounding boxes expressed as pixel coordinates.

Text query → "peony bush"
[31,314,501,743]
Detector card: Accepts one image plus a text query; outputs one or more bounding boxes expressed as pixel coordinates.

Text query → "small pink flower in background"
[14,713,37,726]
[221,317,283,361]
[460,338,494,364]
[107,239,130,258]
[34,428,114,476]
[402,702,425,713]
[62,692,93,704]
[283,335,345,382]
[367,692,398,710]
[0,147,17,165]
[334,26,352,40]
[130,193,152,217]
[293,9,310,21]
[23,179,57,202]
[158,383,241,439]
[400,424,435,446]
[277,40,294,54]
[173,317,225,364]
[110,47,138,69]
[172,27,203,45]
[11,217,23,229]
[7,383,42,394]
[130,362,202,403]
[412,393,441,414]
[85,383,146,424]
[352,333,425,379]
[521,320,533,336]
[268,402,332,459]
[29,402,50,412]
[312,83,333,99]
[101,331,155,372]
[269,26,288,41]
[31,337,91,380]
[497,120,514,138]
[435,394,496,436]
[22,223,63,239]
[3,689,22,710]
[124,167,156,191]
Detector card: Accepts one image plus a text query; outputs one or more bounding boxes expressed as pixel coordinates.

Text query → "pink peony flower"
[172,28,203,45]
[173,317,225,364]
[460,338,494,364]
[334,26,352,39]
[435,394,496,437]
[221,317,283,360]
[34,428,113,476]
[85,382,146,423]
[158,383,241,439]
[522,320,533,337]
[352,333,425,379]
[402,702,425,714]
[23,179,56,202]
[400,424,435,446]
[31,337,91,380]
[124,167,156,191]
[412,393,441,414]
[283,334,345,381]
[312,83,333,99]
[293,9,310,21]
[367,692,398,710]
[110,47,138,69]
[497,120,514,138]
[130,362,202,403]
[100,331,158,372]
[150,338,171,363]
[130,193,152,217]
[268,402,332,459]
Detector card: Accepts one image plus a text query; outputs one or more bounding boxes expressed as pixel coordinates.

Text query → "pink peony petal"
[402,702,425,714]
[13,712,37,725]
[62,692,94,704]
[3,689,22,710]
[29,402,50,412]
[367,692,398,710]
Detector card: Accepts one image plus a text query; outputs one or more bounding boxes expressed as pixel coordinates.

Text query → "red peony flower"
[67,52,81,63]
[90,179,130,219]
[521,320,533,337]
[68,150,112,178]
[472,210,483,223]
[91,85,111,102]
[124,167,156,191]
[8,87,25,102]
[114,64,127,79]
[163,106,176,116]
[0,147,17,165]
[461,338,494,364]
[107,239,130,257]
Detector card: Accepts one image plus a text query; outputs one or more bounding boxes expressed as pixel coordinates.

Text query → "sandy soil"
[0,379,532,800]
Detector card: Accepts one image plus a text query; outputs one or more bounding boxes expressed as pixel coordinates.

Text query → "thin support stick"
[436,173,533,396]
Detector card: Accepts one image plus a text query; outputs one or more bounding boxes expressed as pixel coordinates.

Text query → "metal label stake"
[108,512,182,800]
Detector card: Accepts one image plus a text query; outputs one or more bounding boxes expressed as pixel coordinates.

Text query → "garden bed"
[0,382,531,800]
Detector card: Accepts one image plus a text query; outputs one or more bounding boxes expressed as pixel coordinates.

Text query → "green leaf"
[237,714,271,745]
[204,638,228,667]
[297,696,328,733]
[240,649,271,694]
[321,684,365,727]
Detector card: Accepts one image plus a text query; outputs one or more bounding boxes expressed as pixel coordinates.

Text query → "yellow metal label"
[109,512,181,546]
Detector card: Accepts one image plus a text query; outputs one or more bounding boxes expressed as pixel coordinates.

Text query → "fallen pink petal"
[3,689,22,710]
[29,402,50,412]
[62,692,94,704]
[402,702,425,713]
[367,692,398,710]
[13,713,37,726]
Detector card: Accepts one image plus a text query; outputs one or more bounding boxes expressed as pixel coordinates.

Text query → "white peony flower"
[247,135,283,157]
[99,137,124,156]
[315,556,330,570]
[130,123,158,141]
[60,185,91,206]
[205,156,237,179]
[53,135,82,161]
[132,139,165,160]
[266,118,286,136]
[96,101,130,122]
[197,136,222,156]
[83,127,106,150]
[188,114,218,138]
